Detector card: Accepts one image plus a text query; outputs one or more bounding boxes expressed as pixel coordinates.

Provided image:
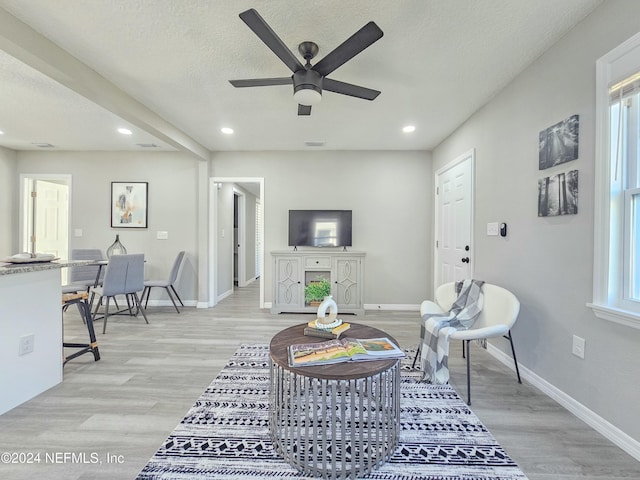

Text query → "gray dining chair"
[90,253,148,334]
[62,248,105,293]
[141,251,185,313]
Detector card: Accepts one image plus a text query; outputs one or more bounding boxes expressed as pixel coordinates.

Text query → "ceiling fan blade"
[313,22,383,77]
[323,78,380,100]
[298,104,312,116]
[229,77,292,88]
[239,9,304,73]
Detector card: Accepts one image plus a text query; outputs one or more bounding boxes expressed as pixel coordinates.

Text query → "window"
[591,33,640,328]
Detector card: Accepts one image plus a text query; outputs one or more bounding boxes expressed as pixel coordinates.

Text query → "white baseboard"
[487,343,640,462]
[216,288,233,303]
[262,303,418,312]
[364,303,420,311]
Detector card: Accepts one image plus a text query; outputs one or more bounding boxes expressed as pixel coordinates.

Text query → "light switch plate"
[487,222,499,236]
[156,231,169,240]
[572,335,585,359]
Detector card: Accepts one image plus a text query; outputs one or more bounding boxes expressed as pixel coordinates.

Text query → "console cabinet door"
[333,257,362,310]
[273,256,303,309]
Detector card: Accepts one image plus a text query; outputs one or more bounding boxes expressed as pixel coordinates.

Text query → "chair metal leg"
[413,323,426,370]
[170,285,184,307]
[411,344,421,369]
[465,340,472,405]
[141,286,150,308]
[506,330,522,384]
[134,293,149,324]
[165,287,180,313]
[89,291,97,313]
[102,297,111,334]
[125,294,134,315]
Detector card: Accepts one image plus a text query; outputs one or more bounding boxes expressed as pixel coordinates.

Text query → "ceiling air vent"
[31,142,54,148]
[304,141,325,147]
[136,143,160,148]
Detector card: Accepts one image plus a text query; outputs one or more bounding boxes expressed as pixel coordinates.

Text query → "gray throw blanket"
[420,279,485,383]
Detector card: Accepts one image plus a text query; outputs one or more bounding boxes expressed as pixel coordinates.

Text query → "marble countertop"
[0,260,92,276]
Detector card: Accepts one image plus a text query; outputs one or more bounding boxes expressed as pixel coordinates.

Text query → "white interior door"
[33,180,69,259]
[21,175,71,284]
[435,150,474,287]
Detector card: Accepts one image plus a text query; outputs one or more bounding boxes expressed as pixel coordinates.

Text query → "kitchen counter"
[0,259,91,275]
[0,260,91,415]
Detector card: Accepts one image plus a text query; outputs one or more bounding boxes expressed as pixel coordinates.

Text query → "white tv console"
[271,250,365,315]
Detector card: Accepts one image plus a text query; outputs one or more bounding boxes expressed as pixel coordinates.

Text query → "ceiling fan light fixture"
[294,85,322,106]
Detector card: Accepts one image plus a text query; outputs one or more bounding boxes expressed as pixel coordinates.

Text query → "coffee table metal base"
[269,360,400,479]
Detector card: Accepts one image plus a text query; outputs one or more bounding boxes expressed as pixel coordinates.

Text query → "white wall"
[211,150,433,307]
[16,151,200,304]
[432,0,640,443]
[11,149,432,309]
[0,146,17,256]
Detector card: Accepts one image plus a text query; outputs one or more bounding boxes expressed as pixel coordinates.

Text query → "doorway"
[20,173,72,283]
[210,177,264,308]
[233,190,245,287]
[434,150,474,287]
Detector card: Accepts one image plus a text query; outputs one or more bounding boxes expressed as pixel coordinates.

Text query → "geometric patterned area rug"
[137,344,528,480]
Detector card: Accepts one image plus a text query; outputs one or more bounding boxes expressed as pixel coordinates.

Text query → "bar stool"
[62,291,100,364]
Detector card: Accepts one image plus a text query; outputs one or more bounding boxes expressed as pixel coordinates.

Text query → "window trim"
[590,32,640,329]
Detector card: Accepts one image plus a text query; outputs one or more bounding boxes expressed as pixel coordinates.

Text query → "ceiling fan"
[229,9,383,116]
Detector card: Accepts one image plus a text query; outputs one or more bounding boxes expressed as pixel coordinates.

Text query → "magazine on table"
[288,337,405,367]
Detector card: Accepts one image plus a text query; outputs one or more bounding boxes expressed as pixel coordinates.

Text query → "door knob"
[461,257,470,263]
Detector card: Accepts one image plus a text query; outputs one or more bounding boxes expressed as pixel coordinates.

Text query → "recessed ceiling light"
[403,125,416,133]
[117,127,133,135]
[221,127,234,135]
[0,130,4,135]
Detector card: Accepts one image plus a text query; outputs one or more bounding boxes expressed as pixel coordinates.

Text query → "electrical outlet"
[156,231,169,240]
[572,335,585,359]
[19,334,35,356]
[487,222,499,236]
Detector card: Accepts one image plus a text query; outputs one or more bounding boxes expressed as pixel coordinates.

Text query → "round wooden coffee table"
[269,323,401,479]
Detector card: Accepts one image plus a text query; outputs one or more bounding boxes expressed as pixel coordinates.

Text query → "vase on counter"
[107,234,127,257]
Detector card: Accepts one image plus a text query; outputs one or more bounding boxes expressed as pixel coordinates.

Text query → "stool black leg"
[62,296,100,364]
[77,299,100,361]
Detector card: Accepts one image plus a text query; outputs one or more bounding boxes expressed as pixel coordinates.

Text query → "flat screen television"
[288,210,352,247]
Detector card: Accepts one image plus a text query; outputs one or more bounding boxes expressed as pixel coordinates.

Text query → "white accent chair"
[415,282,522,404]
[90,254,148,334]
[141,251,185,313]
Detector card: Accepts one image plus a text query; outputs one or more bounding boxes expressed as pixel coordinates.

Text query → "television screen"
[288,210,352,247]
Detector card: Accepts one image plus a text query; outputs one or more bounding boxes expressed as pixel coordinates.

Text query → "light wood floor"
[0,282,638,480]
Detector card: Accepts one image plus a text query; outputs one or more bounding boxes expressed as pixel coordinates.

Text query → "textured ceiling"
[0,0,603,156]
